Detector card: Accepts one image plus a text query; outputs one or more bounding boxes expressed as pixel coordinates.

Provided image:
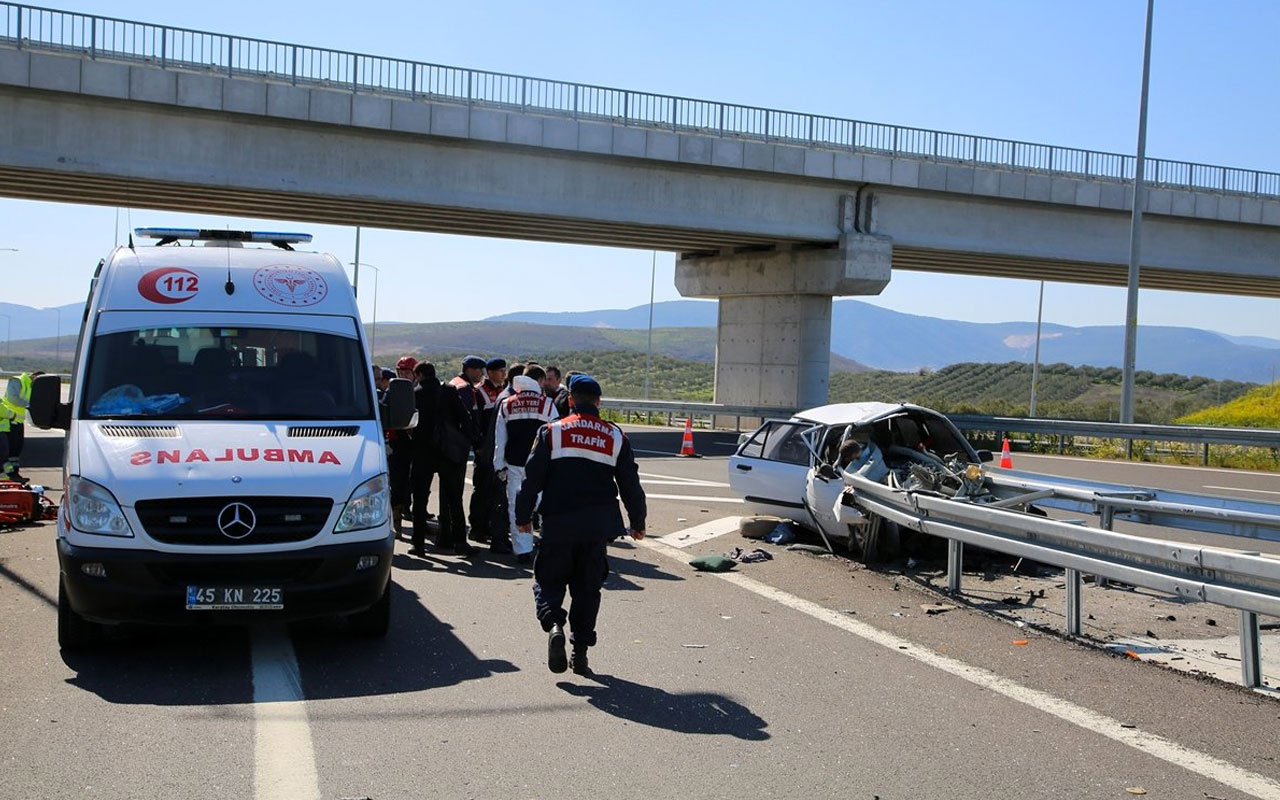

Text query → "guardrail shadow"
[557,674,769,740]
[621,429,741,459]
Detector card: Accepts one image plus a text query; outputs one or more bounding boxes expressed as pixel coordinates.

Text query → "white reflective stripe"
[551,447,619,467]
[548,415,624,466]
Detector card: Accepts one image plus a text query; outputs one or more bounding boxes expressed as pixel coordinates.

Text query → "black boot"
[569,645,591,676]
[547,623,568,674]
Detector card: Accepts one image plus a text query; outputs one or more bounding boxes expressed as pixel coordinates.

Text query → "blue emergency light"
[134,228,313,249]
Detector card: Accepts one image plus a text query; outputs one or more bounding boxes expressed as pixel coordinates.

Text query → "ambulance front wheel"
[346,578,390,638]
[58,578,103,650]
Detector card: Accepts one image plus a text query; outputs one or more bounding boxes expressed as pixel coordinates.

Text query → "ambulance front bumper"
[57,535,393,625]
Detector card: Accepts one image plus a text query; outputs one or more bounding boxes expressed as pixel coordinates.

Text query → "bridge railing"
[6,2,1280,200]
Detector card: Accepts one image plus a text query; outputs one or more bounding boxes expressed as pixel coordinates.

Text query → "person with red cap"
[386,355,418,537]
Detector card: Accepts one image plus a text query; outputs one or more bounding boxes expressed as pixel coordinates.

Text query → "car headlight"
[335,474,390,533]
[66,475,134,537]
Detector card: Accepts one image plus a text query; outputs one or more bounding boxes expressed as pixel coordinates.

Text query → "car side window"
[738,421,812,465]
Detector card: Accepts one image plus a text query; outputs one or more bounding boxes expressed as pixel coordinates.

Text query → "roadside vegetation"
[1176,380,1280,428]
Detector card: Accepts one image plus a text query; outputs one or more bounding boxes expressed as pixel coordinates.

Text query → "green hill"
[1177,381,1280,428]
[829,362,1253,424]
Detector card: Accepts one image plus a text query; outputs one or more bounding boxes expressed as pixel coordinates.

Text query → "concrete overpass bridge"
[3,3,1280,408]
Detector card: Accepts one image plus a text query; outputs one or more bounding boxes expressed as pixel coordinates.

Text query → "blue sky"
[3,0,1279,338]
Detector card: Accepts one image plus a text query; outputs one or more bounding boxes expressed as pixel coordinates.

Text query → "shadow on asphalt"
[558,673,769,740]
[62,626,255,705]
[392,550,530,581]
[61,583,517,703]
[291,581,518,698]
[605,553,684,591]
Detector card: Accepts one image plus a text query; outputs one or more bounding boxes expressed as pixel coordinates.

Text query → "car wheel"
[347,579,391,638]
[57,579,101,651]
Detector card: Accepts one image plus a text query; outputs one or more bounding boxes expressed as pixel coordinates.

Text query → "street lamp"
[348,261,379,358]
[54,306,62,366]
[1029,280,1044,417]
[643,251,657,400]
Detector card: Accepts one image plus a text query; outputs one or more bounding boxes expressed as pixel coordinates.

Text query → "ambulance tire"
[58,578,101,650]
[347,579,391,638]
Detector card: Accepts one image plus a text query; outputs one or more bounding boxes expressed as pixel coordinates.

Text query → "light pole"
[1029,281,1045,417]
[54,306,63,366]
[1120,0,1155,423]
[0,313,10,362]
[349,261,379,358]
[643,251,657,400]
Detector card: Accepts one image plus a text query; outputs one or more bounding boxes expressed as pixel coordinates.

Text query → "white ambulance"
[28,228,414,648]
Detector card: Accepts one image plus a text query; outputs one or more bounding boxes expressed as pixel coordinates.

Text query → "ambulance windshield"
[80,326,374,420]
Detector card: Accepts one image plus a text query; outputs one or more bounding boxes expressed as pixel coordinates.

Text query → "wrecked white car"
[728,403,994,556]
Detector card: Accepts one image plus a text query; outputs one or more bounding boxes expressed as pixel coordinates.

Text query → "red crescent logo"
[138,267,200,304]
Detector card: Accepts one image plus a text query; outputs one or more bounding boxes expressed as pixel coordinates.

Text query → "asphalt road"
[3,427,1280,799]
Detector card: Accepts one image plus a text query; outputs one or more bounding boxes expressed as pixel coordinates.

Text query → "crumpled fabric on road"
[724,547,773,564]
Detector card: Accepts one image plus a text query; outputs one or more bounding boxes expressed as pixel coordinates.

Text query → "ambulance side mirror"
[28,374,71,430]
[381,378,415,430]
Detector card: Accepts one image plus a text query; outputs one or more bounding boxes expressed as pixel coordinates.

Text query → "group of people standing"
[374,356,571,562]
[373,355,648,676]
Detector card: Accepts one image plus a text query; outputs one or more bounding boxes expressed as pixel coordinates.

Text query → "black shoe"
[569,647,591,676]
[452,542,476,557]
[407,545,426,556]
[547,624,568,674]
[515,553,532,566]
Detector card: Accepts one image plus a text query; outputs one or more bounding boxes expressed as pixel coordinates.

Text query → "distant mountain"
[489,300,1280,384]
[487,300,717,329]
[0,302,83,341]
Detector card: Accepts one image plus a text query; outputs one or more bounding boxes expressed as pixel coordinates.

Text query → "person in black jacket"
[409,361,440,555]
[516,374,646,676]
[435,356,486,556]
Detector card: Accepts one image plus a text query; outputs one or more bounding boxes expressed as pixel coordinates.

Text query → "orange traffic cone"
[999,437,1013,469]
[678,416,698,457]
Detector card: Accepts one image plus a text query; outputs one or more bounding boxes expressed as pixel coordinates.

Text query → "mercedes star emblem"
[217,502,256,540]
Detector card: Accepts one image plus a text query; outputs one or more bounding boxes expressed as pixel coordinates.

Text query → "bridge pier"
[675,232,891,410]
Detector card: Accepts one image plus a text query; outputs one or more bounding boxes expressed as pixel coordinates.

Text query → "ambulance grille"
[99,424,180,438]
[135,496,333,545]
[287,426,359,437]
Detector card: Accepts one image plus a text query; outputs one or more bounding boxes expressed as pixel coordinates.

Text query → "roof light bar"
[134,228,313,244]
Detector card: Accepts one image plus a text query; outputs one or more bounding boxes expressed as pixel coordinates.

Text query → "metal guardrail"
[4,3,1280,199]
[845,472,1280,687]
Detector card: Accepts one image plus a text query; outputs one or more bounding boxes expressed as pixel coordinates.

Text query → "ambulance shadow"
[62,583,516,704]
[290,582,519,699]
[18,433,65,469]
[558,674,769,741]
[62,626,256,705]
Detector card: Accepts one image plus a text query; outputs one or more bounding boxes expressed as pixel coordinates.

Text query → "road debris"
[682,644,707,649]
[724,547,772,564]
[1125,787,1147,795]
[920,603,957,616]
[1012,640,1029,646]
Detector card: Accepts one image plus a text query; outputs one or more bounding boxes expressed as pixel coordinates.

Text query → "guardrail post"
[291,46,297,85]
[15,7,21,49]
[521,77,527,111]
[1254,171,1261,195]
[1239,610,1262,688]
[1065,568,1083,636]
[946,539,963,593]
[160,27,166,68]
[1085,150,1091,176]
[1202,442,1210,466]
[90,18,95,59]
[670,96,676,130]
[719,104,725,134]
[1096,507,1114,589]
[352,56,358,91]
[226,36,232,77]
[573,84,579,119]
[1126,439,1134,460]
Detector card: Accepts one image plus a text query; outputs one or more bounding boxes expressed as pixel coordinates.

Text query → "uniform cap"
[462,355,486,369]
[380,368,396,381]
[485,357,507,370]
[567,373,602,397]
[396,355,418,371]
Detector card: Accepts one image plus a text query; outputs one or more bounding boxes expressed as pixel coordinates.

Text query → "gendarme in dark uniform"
[515,374,646,676]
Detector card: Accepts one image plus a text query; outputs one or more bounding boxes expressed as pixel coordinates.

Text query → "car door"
[728,419,819,520]
[804,425,850,541]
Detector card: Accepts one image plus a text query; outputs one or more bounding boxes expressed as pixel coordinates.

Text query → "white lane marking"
[1014,453,1280,480]
[632,447,733,456]
[252,625,320,800]
[656,515,741,548]
[644,492,744,504]
[640,537,1280,799]
[639,471,731,488]
[642,479,733,487]
[1204,485,1280,497]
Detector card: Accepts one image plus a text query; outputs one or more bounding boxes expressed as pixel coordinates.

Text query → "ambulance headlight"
[335,474,390,533]
[66,476,134,537]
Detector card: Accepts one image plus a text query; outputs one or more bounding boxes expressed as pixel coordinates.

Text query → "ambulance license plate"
[186,586,283,610]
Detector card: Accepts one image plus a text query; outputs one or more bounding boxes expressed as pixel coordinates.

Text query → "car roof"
[791,402,907,426]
